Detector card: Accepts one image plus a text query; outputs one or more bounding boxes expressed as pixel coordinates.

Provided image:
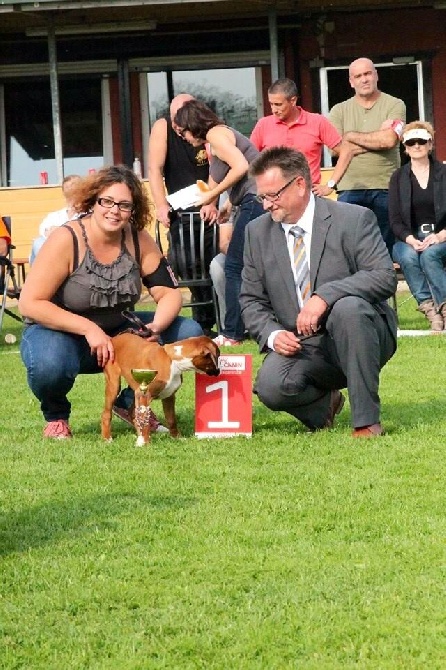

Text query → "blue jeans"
[392,240,446,306]
[337,189,394,254]
[223,194,264,340]
[20,312,203,422]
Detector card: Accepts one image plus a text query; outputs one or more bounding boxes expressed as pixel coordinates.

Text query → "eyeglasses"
[177,128,189,139]
[255,175,297,204]
[404,138,429,147]
[97,197,133,212]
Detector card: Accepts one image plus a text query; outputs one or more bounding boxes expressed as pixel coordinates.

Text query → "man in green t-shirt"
[314,58,405,253]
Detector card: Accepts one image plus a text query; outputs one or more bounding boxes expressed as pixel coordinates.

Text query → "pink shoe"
[212,334,243,347]
[112,405,169,434]
[43,420,72,439]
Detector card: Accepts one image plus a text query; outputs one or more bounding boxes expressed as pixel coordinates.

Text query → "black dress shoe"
[324,390,345,428]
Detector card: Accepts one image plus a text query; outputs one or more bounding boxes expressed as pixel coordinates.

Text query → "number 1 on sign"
[206,380,240,429]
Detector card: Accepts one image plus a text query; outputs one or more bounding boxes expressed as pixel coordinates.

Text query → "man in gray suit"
[240,147,397,437]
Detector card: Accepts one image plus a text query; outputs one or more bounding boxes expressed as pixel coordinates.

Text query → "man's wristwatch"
[327,179,338,192]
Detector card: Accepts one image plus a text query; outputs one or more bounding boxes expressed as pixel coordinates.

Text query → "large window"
[3,77,104,186]
[147,67,260,136]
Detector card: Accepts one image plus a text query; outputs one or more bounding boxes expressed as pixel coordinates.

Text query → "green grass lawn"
[1,295,446,669]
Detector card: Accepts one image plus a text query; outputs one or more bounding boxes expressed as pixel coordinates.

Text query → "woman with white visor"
[389,121,446,331]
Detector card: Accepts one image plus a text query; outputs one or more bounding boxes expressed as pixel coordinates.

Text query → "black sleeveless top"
[164,117,209,193]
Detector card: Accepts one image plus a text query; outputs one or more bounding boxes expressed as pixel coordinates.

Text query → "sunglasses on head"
[404,138,429,147]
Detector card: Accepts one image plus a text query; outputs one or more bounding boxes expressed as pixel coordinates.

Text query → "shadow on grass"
[0,492,197,557]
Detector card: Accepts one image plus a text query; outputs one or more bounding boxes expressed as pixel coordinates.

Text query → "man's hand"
[312,183,334,197]
[273,330,302,356]
[200,203,218,224]
[296,294,329,337]
[156,203,172,228]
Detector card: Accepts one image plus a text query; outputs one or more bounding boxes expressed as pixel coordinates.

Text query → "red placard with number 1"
[195,354,252,438]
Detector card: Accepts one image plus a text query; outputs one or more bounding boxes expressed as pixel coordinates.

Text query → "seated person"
[29,174,81,264]
[19,165,202,439]
[389,121,446,331]
[0,217,11,293]
[0,217,10,257]
[209,216,233,331]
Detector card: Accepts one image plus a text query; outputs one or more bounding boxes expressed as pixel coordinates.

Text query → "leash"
[121,310,154,338]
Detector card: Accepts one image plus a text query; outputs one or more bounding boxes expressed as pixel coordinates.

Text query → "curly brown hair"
[72,165,151,231]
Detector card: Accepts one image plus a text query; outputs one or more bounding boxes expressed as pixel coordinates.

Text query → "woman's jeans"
[392,240,446,306]
[222,194,264,340]
[20,312,203,422]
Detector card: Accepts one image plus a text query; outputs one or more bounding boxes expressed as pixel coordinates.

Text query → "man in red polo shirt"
[250,78,341,186]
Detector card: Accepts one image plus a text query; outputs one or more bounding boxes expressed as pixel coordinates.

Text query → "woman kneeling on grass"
[19,165,202,439]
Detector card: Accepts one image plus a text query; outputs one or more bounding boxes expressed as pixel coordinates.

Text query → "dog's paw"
[135,435,150,447]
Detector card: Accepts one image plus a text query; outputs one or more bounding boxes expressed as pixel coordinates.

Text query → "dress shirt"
[267,194,315,350]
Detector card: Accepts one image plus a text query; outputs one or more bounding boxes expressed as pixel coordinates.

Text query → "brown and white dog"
[101,333,220,444]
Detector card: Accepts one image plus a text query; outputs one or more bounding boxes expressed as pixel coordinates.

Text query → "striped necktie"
[290,225,311,306]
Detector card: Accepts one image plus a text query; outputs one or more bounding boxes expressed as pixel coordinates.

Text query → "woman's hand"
[419,233,440,250]
[195,189,219,207]
[406,235,424,251]
[84,323,115,367]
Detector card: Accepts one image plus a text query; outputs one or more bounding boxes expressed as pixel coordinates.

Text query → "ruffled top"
[52,221,142,332]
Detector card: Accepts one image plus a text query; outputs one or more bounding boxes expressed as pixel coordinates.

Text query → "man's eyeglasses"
[255,175,297,204]
[97,197,134,212]
[404,138,429,147]
[178,128,188,139]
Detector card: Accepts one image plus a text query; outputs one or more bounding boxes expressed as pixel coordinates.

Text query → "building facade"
[0,0,445,189]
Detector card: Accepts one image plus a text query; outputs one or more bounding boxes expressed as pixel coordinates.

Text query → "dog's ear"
[202,343,220,370]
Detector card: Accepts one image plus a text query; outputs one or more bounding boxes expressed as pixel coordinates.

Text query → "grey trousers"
[255,296,397,430]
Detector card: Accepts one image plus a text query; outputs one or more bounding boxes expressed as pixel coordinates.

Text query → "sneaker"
[43,419,72,439]
[212,334,243,347]
[112,405,169,434]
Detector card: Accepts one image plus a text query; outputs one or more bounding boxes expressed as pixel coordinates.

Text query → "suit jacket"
[240,196,398,352]
[388,158,446,241]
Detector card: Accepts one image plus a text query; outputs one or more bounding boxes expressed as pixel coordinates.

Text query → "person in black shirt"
[148,94,218,335]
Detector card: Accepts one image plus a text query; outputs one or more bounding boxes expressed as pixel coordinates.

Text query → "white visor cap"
[402,128,432,144]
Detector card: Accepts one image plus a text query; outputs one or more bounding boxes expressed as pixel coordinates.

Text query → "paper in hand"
[166,180,209,211]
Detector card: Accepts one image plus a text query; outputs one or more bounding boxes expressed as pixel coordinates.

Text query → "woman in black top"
[389,121,446,331]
